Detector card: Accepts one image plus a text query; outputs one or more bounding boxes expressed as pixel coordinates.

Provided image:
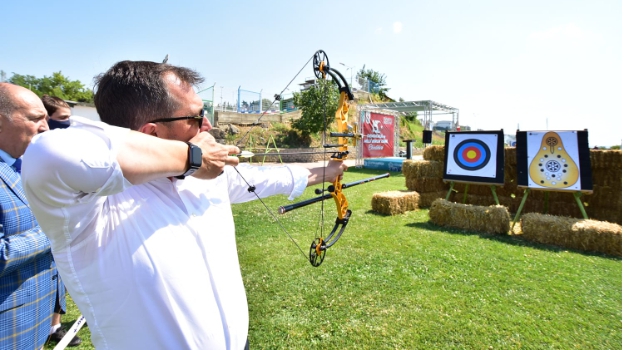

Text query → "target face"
[443,131,504,184]
[453,139,491,170]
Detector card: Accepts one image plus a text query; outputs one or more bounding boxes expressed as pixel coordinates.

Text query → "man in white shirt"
[22,60,346,350]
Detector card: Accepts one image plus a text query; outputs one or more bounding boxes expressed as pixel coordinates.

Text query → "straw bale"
[422,145,445,161]
[588,186,622,209]
[520,213,622,257]
[442,183,524,205]
[591,169,622,191]
[402,160,444,179]
[406,177,448,193]
[504,164,518,182]
[429,198,511,235]
[419,191,448,208]
[505,147,517,166]
[371,190,421,215]
[589,150,622,170]
[495,181,519,197]
[589,208,622,226]
[447,194,523,213]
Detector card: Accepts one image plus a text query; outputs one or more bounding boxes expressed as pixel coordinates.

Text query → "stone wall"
[214,110,301,126]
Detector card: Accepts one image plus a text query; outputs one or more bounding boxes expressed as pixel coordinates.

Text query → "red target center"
[462,146,481,162]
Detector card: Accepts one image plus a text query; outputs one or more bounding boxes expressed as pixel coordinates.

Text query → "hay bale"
[422,145,445,161]
[405,177,448,193]
[429,198,511,235]
[419,191,449,208]
[589,150,622,170]
[591,168,622,191]
[402,160,444,179]
[505,147,517,167]
[520,213,622,257]
[371,190,421,215]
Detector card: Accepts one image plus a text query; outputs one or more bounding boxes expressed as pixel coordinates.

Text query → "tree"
[8,71,94,103]
[355,65,389,99]
[291,79,339,136]
[262,98,277,111]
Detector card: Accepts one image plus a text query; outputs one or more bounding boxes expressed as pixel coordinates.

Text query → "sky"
[0,0,622,148]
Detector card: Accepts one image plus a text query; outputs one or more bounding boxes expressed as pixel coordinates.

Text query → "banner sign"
[361,111,395,158]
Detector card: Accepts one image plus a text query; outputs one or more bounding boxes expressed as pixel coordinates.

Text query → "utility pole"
[220,86,224,111]
[339,62,354,87]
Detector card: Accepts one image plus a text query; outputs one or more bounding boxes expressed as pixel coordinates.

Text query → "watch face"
[191,144,203,168]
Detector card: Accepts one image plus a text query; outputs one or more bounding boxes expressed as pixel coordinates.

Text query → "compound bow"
[233,50,389,267]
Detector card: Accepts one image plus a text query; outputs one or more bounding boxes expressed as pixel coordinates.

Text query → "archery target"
[443,131,504,184]
[453,139,491,171]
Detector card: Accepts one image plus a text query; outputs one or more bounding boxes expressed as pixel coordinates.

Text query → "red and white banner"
[362,112,395,158]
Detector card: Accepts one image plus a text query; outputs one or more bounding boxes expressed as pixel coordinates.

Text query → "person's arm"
[119,130,240,184]
[24,123,241,197]
[0,214,51,278]
[226,160,348,204]
[298,160,349,187]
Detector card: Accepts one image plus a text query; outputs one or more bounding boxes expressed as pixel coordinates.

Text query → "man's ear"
[138,123,158,136]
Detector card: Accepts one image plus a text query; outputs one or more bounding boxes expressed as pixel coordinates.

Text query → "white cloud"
[393,22,403,34]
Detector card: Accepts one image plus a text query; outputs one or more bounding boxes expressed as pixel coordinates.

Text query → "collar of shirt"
[0,148,18,167]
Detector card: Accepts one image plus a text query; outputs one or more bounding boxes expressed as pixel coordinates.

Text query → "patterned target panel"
[443,130,504,185]
[515,130,593,192]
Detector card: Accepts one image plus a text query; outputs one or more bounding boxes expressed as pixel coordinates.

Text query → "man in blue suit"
[0,82,59,350]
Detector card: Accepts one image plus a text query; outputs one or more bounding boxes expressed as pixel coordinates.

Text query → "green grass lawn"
[48,168,622,349]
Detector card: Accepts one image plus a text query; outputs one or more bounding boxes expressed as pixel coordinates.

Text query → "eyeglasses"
[149,109,205,128]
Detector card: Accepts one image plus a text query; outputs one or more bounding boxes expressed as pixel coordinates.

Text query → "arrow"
[232,150,343,158]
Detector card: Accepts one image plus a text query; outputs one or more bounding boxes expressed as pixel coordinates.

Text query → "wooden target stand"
[510,129,594,233]
[445,181,501,205]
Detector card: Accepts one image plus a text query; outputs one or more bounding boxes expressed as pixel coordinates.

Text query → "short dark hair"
[93,60,204,130]
[41,95,70,116]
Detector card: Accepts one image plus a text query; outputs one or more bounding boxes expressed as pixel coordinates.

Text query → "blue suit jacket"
[0,161,60,350]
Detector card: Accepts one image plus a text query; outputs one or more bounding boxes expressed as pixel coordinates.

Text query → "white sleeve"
[225,163,309,204]
[22,118,132,208]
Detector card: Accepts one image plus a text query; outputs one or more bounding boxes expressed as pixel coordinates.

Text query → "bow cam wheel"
[313,50,329,80]
[309,238,326,267]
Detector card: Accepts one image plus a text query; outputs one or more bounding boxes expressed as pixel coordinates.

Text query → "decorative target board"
[516,130,593,192]
[443,130,505,185]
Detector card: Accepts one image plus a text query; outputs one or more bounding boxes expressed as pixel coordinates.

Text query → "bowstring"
[234,53,315,147]
[232,168,307,260]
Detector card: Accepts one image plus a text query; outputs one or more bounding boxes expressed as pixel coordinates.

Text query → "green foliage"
[356,64,390,99]
[291,79,339,136]
[274,128,313,148]
[609,145,621,150]
[9,71,94,103]
[261,98,277,111]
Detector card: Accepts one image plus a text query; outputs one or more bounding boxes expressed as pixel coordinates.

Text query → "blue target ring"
[453,139,491,170]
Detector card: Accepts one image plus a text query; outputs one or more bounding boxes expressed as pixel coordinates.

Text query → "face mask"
[48,119,71,130]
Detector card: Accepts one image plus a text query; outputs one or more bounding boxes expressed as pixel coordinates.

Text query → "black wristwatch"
[176,142,202,179]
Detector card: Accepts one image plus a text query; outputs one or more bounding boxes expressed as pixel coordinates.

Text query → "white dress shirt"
[22,117,309,350]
